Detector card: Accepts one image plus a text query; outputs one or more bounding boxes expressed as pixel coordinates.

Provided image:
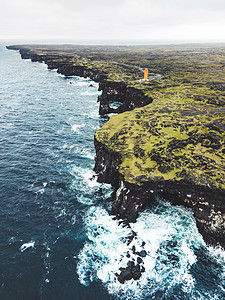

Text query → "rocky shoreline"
[6,45,153,115]
[7,44,225,250]
[94,139,225,247]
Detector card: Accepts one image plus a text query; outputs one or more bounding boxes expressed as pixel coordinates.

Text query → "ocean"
[0,44,224,299]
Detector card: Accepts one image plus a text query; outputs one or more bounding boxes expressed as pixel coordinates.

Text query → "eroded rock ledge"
[94,137,225,247]
[94,98,225,248]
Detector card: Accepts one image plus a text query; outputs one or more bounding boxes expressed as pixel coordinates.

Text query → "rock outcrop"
[94,96,225,248]
[95,136,225,247]
[98,81,153,114]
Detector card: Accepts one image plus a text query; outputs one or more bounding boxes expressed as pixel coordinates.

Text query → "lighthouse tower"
[144,68,148,80]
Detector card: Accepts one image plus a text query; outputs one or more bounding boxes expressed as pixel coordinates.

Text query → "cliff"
[7,44,225,248]
[6,45,153,115]
[94,96,225,247]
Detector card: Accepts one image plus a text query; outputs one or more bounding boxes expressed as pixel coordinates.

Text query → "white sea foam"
[181,242,197,266]
[8,236,16,244]
[78,169,99,190]
[83,169,101,188]
[77,207,133,286]
[70,166,98,188]
[85,110,99,119]
[68,80,91,87]
[42,242,51,285]
[109,102,122,109]
[77,200,206,299]
[81,151,94,160]
[76,194,96,205]
[208,245,225,263]
[71,123,85,133]
[207,244,225,296]
[73,146,94,160]
[57,208,66,217]
[37,187,45,194]
[81,90,101,96]
[66,145,94,159]
[70,165,112,206]
[71,215,76,225]
[20,241,35,252]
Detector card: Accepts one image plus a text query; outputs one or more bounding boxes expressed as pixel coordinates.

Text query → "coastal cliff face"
[94,95,225,248]
[94,137,225,247]
[6,45,153,115]
[98,81,153,114]
[7,44,225,248]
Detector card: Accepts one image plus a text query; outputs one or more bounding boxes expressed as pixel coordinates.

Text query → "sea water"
[0,44,224,299]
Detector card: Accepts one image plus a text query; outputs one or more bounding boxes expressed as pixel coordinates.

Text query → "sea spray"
[77,199,225,299]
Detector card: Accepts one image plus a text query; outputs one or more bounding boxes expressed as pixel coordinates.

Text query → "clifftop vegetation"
[9,43,225,190]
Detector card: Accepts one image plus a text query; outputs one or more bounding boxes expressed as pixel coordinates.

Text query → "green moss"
[95,81,225,189]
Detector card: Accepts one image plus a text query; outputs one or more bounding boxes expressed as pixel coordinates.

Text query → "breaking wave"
[77,200,225,299]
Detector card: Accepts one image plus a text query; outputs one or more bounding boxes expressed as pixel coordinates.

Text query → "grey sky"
[1,0,225,43]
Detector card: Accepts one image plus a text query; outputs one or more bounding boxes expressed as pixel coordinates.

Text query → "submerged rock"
[131,245,136,254]
[139,250,147,257]
[116,259,144,284]
[117,268,133,283]
[137,257,143,264]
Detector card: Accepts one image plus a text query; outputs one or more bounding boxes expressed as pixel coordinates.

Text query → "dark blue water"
[0,45,225,300]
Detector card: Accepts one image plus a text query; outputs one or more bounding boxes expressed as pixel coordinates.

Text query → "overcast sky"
[1,0,225,43]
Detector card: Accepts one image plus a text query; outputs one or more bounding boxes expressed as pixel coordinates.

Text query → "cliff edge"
[93,45,225,248]
[94,89,225,247]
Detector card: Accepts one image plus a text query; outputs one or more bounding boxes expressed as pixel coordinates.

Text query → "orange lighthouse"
[144,68,148,80]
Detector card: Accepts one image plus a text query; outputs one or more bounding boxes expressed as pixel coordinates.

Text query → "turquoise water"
[0,45,224,299]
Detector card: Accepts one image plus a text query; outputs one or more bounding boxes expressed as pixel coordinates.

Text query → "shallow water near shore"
[0,44,225,299]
